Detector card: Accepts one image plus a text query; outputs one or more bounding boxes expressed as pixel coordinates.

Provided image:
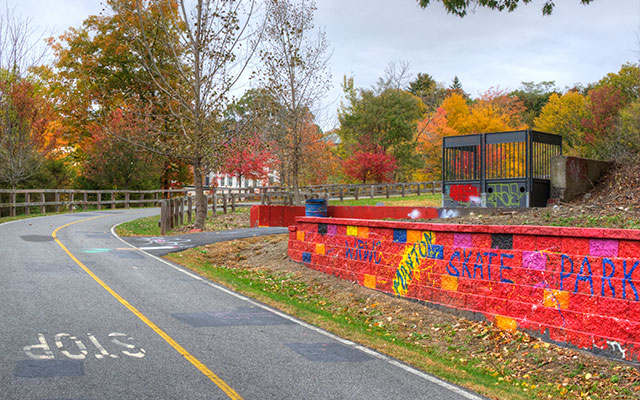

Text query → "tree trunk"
[193,159,207,230]
[292,152,301,206]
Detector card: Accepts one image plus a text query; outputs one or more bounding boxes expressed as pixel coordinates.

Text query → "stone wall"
[289,217,640,363]
[551,156,613,202]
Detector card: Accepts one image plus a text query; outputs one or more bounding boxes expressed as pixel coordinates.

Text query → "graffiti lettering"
[345,239,382,264]
[445,250,639,301]
[393,232,443,296]
[449,184,479,203]
[487,183,525,208]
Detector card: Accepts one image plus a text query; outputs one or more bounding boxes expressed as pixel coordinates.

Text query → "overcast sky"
[8,0,640,129]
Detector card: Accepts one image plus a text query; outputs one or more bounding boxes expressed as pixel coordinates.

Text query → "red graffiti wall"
[288,217,640,363]
[250,205,439,227]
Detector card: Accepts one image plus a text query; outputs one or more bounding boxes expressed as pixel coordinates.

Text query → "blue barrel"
[305,198,327,217]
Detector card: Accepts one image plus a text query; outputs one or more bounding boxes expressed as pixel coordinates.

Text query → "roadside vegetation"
[329,193,441,207]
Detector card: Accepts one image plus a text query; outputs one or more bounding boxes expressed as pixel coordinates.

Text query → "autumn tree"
[417,0,595,17]
[48,0,190,189]
[260,0,330,203]
[510,81,558,127]
[0,6,60,189]
[441,89,527,134]
[611,100,640,160]
[582,85,626,159]
[0,75,61,188]
[80,106,164,189]
[343,145,397,184]
[595,63,640,104]
[109,0,264,229]
[534,91,590,155]
[339,77,425,181]
[296,117,340,186]
[415,89,526,180]
[219,133,277,184]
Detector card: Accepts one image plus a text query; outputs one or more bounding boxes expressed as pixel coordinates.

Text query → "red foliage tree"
[582,85,625,148]
[343,145,397,184]
[82,106,165,189]
[220,134,278,184]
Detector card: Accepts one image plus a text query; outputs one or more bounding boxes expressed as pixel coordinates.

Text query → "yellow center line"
[52,215,242,400]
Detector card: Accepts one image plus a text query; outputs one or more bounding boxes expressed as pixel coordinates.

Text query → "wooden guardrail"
[159,191,272,234]
[0,181,442,221]
[0,189,189,217]
[257,181,442,205]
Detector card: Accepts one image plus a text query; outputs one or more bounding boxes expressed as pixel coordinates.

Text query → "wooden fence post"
[25,192,30,215]
[187,196,192,223]
[370,185,374,199]
[401,183,406,197]
[417,183,421,196]
[54,192,59,213]
[160,200,166,235]
[386,185,390,198]
[83,192,88,211]
[231,193,236,213]
[40,193,46,214]
[222,194,228,214]
[69,192,74,212]
[354,187,359,201]
[97,192,102,210]
[111,192,116,209]
[125,192,130,209]
[179,197,184,225]
[9,192,15,217]
[339,188,343,202]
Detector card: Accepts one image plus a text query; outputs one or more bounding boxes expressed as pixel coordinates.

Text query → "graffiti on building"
[449,184,480,203]
[487,183,525,207]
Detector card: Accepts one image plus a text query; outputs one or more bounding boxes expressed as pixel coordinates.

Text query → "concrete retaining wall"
[551,156,613,202]
[288,217,640,363]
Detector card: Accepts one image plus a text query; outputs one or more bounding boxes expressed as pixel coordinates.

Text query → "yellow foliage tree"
[534,91,589,155]
[416,89,527,180]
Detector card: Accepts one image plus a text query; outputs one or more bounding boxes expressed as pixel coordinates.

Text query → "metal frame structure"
[442,130,562,208]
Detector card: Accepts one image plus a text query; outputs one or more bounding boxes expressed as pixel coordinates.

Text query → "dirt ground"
[430,162,640,229]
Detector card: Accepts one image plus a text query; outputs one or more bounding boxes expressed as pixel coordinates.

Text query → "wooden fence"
[199,181,442,205]
[0,181,442,222]
[0,189,189,217]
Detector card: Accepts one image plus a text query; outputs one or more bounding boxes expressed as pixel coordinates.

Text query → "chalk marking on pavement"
[111,224,485,400]
[53,216,242,400]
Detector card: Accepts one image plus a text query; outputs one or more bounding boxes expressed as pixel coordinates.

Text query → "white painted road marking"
[24,333,145,360]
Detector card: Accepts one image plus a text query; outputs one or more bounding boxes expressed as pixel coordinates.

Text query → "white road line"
[110,223,484,400]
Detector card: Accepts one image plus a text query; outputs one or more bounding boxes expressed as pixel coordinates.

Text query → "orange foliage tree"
[0,76,62,188]
[415,89,527,180]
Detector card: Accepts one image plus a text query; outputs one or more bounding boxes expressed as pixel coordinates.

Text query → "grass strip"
[329,193,441,207]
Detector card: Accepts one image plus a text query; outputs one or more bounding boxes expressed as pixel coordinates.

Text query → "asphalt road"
[0,209,484,400]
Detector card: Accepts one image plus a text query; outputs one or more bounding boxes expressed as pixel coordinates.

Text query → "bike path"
[0,209,484,399]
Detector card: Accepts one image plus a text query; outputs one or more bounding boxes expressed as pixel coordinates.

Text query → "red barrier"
[249,205,438,227]
[288,216,640,364]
